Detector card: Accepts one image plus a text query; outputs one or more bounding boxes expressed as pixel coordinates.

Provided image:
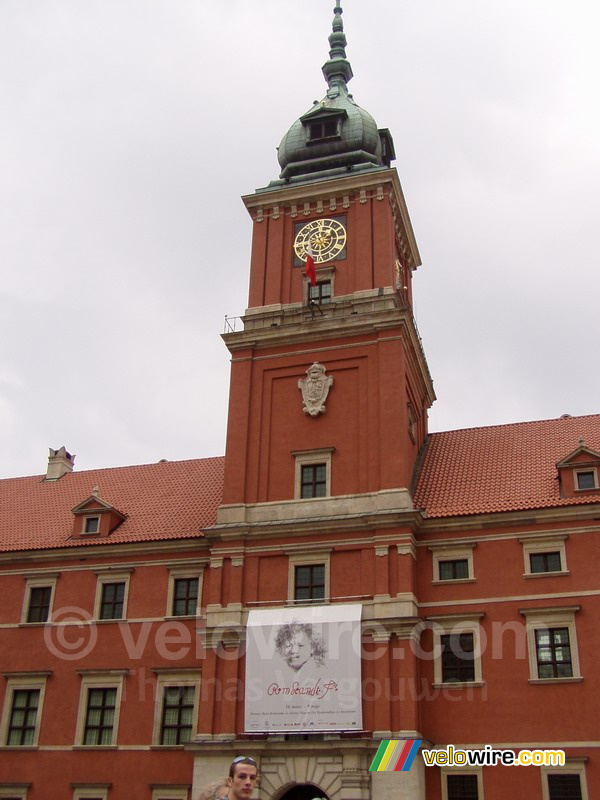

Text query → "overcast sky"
[1,0,599,479]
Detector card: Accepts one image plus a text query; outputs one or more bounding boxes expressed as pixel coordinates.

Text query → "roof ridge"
[429,413,600,437]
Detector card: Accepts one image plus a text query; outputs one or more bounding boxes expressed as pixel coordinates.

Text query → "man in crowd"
[228,756,258,800]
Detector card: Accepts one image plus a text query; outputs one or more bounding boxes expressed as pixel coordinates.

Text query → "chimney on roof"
[45,446,75,481]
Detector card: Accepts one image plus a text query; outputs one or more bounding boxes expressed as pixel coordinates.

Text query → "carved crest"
[298,362,334,417]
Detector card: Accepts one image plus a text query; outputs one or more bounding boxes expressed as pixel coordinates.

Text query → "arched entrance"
[278,784,330,800]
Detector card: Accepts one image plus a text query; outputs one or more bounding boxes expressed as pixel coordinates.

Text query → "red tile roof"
[413,414,600,518]
[0,457,224,553]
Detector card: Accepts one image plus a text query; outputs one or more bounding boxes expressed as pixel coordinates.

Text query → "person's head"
[275,622,326,671]
[197,781,229,800]
[228,756,258,800]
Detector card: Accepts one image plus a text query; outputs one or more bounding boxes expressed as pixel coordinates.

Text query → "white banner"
[244,604,362,732]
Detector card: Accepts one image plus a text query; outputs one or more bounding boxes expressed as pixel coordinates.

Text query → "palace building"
[1,4,599,800]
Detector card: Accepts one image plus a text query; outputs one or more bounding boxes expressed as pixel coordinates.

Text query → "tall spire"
[322,2,354,92]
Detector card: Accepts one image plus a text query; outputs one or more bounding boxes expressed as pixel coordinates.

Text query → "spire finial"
[322,1,354,91]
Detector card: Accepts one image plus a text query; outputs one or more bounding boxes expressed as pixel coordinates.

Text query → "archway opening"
[278,784,330,800]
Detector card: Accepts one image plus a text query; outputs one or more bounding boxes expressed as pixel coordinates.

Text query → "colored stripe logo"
[369,739,422,772]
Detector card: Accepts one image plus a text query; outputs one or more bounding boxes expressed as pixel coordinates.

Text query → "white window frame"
[293,448,334,500]
[520,605,582,684]
[429,544,475,584]
[93,570,133,621]
[166,568,203,619]
[151,787,190,800]
[287,551,331,604]
[542,759,588,800]
[75,671,127,747]
[428,613,485,688]
[0,673,51,747]
[152,670,200,747]
[0,787,30,800]
[521,536,568,578]
[82,515,102,535]
[441,767,484,800]
[574,468,598,491]
[21,575,59,625]
[72,785,110,800]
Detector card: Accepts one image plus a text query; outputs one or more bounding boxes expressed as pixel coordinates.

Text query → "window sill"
[432,578,476,585]
[163,615,198,621]
[72,745,119,750]
[0,745,39,751]
[94,618,126,624]
[18,622,49,628]
[149,744,189,750]
[529,677,583,685]
[433,681,485,689]
[523,571,570,579]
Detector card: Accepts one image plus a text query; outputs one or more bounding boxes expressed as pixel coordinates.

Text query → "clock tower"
[219,4,434,515]
[196,5,434,799]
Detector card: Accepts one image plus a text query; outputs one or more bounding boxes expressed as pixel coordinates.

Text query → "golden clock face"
[293,218,347,264]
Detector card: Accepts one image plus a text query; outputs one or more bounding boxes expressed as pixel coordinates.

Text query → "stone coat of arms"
[298,362,334,417]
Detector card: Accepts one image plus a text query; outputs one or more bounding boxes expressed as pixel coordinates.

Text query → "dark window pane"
[160,685,195,745]
[84,516,100,533]
[447,773,479,800]
[439,559,469,580]
[300,464,327,498]
[7,689,40,745]
[548,774,582,800]
[294,564,325,601]
[535,627,573,679]
[441,633,475,683]
[309,281,332,305]
[83,687,116,746]
[172,578,198,616]
[99,581,125,620]
[27,586,52,623]
[576,471,595,490]
[530,552,562,573]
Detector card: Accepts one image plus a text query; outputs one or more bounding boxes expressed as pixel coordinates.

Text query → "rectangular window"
[294,564,325,602]
[530,552,562,574]
[172,578,199,617]
[548,774,582,800]
[160,686,195,745]
[26,587,52,623]
[6,689,40,746]
[441,633,475,683]
[439,559,469,581]
[309,120,339,141]
[575,471,596,491]
[99,582,125,620]
[430,546,475,583]
[83,688,117,745]
[72,788,110,800]
[83,516,100,534]
[300,464,327,499]
[535,627,573,679]
[447,774,479,799]
[308,281,332,305]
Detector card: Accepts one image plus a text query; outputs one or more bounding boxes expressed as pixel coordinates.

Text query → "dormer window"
[309,120,339,141]
[83,516,101,535]
[556,442,600,498]
[575,469,597,491]
[71,488,126,539]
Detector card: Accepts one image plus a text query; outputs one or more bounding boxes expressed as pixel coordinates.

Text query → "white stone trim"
[520,605,581,683]
[541,759,588,800]
[0,673,50,746]
[152,671,200,747]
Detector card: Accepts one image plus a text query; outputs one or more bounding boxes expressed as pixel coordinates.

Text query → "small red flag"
[305,242,317,287]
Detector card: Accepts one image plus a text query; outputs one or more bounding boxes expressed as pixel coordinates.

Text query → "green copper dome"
[276,3,395,184]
